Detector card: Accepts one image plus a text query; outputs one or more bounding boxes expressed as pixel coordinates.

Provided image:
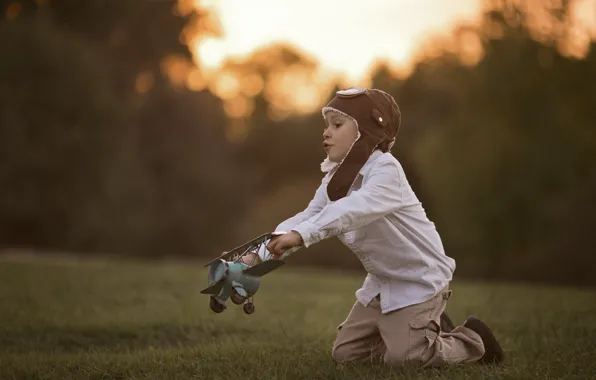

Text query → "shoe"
[463,316,505,364]
[440,312,455,333]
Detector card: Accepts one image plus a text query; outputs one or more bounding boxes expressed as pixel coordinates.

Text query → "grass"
[0,255,595,380]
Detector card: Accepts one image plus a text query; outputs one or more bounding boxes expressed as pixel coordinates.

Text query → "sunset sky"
[183,0,596,122]
[191,0,596,85]
[193,0,482,84]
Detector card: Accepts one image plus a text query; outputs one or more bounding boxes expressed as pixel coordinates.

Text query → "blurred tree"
[392,0,596,284]
[1,0,594,285]
[0,0,243,257]
[0,15,141,252]
[211,44,334,194]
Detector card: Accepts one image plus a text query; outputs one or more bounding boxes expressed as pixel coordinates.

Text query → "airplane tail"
[200,281,224,295]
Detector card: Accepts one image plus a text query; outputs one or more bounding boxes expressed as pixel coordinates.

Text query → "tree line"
[0,0,594,285]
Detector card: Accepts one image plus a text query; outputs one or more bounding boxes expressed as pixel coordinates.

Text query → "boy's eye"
[323,119,343,130]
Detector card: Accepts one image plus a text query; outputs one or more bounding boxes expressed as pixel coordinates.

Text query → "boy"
[264,87,505,368]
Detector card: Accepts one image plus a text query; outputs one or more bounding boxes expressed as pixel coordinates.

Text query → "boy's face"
[323,110,359,162]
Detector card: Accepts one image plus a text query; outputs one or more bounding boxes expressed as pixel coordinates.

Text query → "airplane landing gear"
[231,287,247,305]
[243,301,255,314]
[210,296,225,313]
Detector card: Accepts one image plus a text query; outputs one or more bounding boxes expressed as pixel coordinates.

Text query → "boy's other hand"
[266,231,303,256]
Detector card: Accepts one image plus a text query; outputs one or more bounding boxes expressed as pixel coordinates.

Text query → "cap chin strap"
[326,134,382,201]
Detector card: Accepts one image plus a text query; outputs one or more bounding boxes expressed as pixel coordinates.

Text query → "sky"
[186,0,596,118]
[192,0,485,84]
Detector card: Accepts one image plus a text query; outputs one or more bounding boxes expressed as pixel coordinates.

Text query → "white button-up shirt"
[268,150,456,314]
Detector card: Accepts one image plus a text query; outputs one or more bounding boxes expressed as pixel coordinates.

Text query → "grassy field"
[0,255,595,380]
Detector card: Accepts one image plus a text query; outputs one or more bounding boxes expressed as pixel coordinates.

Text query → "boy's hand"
[266,231,303,257]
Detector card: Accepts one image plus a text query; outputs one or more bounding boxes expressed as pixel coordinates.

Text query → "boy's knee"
[331,342,376,364]
[332,343,387,364]
[240,252,261,265]
[331,343,353,363]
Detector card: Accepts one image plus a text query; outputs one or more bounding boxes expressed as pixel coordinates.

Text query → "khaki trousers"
[331,286,485,368]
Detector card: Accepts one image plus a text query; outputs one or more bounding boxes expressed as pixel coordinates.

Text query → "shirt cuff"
[291,222,322,248]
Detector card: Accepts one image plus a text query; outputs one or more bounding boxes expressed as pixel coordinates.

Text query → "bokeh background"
[1,0,595,285]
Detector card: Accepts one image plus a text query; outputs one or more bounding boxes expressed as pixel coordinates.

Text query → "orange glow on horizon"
[191,0,487,85]
[189,0,596,118]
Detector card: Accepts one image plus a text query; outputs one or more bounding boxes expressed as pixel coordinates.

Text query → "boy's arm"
[291,159,403,248]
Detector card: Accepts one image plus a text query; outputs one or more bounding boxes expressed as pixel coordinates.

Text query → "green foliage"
[1,259,596,379]
[0,16,132,251]
[0,1,243,257]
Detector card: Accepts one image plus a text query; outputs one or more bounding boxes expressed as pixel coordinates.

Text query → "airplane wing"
[203,232,274,267]
[242,259,285,277]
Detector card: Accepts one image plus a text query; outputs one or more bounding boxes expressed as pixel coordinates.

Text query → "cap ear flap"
[371,108,387,128]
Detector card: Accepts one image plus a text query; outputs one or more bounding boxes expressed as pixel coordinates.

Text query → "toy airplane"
[200,232,300,315]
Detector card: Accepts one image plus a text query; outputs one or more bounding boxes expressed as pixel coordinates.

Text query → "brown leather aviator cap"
[323,88,401,201]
